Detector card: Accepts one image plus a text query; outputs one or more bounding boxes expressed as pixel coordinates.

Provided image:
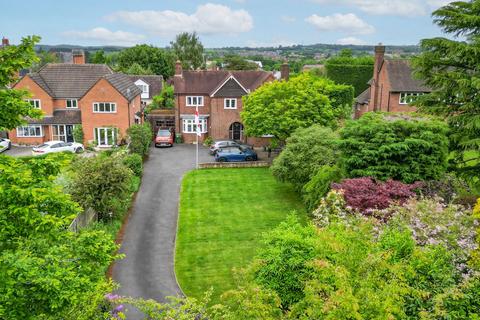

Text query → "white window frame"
[186,96,204,107]
[26,99,41,109]
[224,98,237,109]
[16,125,43,137]
[399,92,424,105]
[93,102,117,113]
[66,99,78,109]
[94,127,117,147]
[182,118,208,134]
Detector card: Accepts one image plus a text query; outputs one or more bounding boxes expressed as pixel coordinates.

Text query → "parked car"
[155,128,174,147]
[215,147,258,162]
[32,141,84,156]
[209,140,252,155]
[0,138,11,153]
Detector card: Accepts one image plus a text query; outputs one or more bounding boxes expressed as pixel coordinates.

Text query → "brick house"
[354,45,431,118]
[172,61,286,145]
[9,53,142,146]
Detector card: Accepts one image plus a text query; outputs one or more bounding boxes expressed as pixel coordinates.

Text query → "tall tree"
[31,49,60,72]
[412,0,480,186]
[170,32,205,70]
[224,55,259,71]
[117,44,175,78]
[89,49,107,64]
[0,35,43,130]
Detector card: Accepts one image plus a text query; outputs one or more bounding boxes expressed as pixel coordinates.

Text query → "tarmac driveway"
[112,144,211,318]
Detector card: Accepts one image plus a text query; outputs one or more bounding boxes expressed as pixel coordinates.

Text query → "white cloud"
[63,27,146,46]
[311,0,428,16]
[426,0,451,8]
[281,15,296,23]
[106,3,253,36]
[305,13,375,35]
[336,36,366,45]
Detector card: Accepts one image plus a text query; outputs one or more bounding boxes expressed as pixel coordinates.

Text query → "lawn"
[175,167,306,303]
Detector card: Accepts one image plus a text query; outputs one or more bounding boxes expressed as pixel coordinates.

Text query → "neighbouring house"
[9,51,142,147]
[172,61,288,145]
[354,44,431,119]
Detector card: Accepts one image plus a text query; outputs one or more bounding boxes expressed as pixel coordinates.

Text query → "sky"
[0,0,453,48]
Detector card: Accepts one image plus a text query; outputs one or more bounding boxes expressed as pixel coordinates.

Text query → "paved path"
[112,144,211,318]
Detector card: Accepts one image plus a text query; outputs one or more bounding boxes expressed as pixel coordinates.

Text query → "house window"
[94,127,117,147]
[16,125,43,137]
[137,84,148,94]
[93,102,117,113]
[182,118,208,134]
[186,96,204,107]
[26,99,41,109]
[399,92,424,105]
[224,98,237,109]
[66,99,78,108]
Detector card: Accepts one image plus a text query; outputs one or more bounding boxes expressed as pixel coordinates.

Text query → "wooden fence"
[69,207,97,232]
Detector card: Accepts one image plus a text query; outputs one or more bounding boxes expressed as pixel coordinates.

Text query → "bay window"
[182,118,208,134]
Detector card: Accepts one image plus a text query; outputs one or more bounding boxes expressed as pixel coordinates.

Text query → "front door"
[229,122,244,141]
[66,125,74,142]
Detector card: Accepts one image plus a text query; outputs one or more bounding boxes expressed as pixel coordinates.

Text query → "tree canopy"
[224,55,259,71]
[117,44,174,78]
[171,32,204,70]
[0,35,43,130]
[412,0,480,186]
[241,73,354,141]
[325,53,374,96]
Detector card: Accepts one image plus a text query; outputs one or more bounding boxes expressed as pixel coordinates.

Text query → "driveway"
[2,146,32,157]
[112,144,211,318]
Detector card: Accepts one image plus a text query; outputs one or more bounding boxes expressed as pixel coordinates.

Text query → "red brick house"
[9,53,142,146]
[172,61,285,146]
[354,45,431,118]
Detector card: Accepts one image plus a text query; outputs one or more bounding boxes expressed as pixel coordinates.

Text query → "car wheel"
[218,157,227,162]
[75,147,84,154]
[245,156,254,161]
[7,142,11,150]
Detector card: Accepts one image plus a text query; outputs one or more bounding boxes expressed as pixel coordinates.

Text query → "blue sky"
[1,0,452,48]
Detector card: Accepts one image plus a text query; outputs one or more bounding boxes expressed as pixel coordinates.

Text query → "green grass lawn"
[175,168,305,303]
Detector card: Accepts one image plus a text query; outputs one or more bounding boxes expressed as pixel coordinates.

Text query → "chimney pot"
[2,37,9,47]
[175,60,183,76]
[280,61,290,81]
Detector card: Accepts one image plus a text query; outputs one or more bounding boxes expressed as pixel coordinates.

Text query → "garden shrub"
[331,177,421,215]
[340,112,449,183]
[271,125,339,190]
[123,153,143,177]
[302,164,344,212]
[69,156,133,221]
[417,173,471,204]
[127,123,152,157]
[73,125,84,144]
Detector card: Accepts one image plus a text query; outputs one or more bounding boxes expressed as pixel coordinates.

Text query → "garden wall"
[199,161,270,169]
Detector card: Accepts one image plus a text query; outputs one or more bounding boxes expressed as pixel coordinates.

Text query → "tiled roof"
[21,63,142,101]
[28,109,82,125]
[33,64,113,98]
[105,74,143,101]
[174,70,273,95]
[384,60,431,92]
[126,75,164,99]
[355,88,370,104]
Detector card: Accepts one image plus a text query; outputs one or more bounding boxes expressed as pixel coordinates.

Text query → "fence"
[69,207,97,232]
[198,161,270,169]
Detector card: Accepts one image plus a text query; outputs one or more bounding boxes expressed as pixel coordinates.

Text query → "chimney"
[280,61,290,81]
[372,43,385,112]
[2,37,9,47]
[175,60,183,76]
[72,50,85,64]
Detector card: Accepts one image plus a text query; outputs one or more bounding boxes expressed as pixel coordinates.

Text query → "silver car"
[209,140,252,155]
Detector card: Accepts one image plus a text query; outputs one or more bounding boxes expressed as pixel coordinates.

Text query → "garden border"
[198,161,270,169]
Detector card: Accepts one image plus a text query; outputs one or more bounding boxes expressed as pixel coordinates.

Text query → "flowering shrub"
[388,198,479,276]
[331,177,421,216]
[312,190,353,227]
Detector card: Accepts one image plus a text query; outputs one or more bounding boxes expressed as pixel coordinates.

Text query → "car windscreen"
[37,144,49,148]
[157,130,171,137]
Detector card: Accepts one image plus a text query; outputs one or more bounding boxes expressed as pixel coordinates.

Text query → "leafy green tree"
[0,35,43,130]
[412,0,480,188]
[242,73,354,141]
[340,112,450,183]
[148,84,175,112]
[171,32,205,70]
[224,55,259,70]
[118,44,175,78]
[31,49,60,72]
[89,49,107,64]
[271,125,339,191]
[73,125,84,143]
[124,62,154,75]
[127,123,153,156]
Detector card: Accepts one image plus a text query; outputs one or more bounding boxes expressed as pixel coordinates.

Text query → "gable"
[212,78,248,97]
[134,79,149,87]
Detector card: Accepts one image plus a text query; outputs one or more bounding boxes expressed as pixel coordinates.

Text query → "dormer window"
[26,99,41,109]
[66,99,78,108]
[134,79,150,99]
